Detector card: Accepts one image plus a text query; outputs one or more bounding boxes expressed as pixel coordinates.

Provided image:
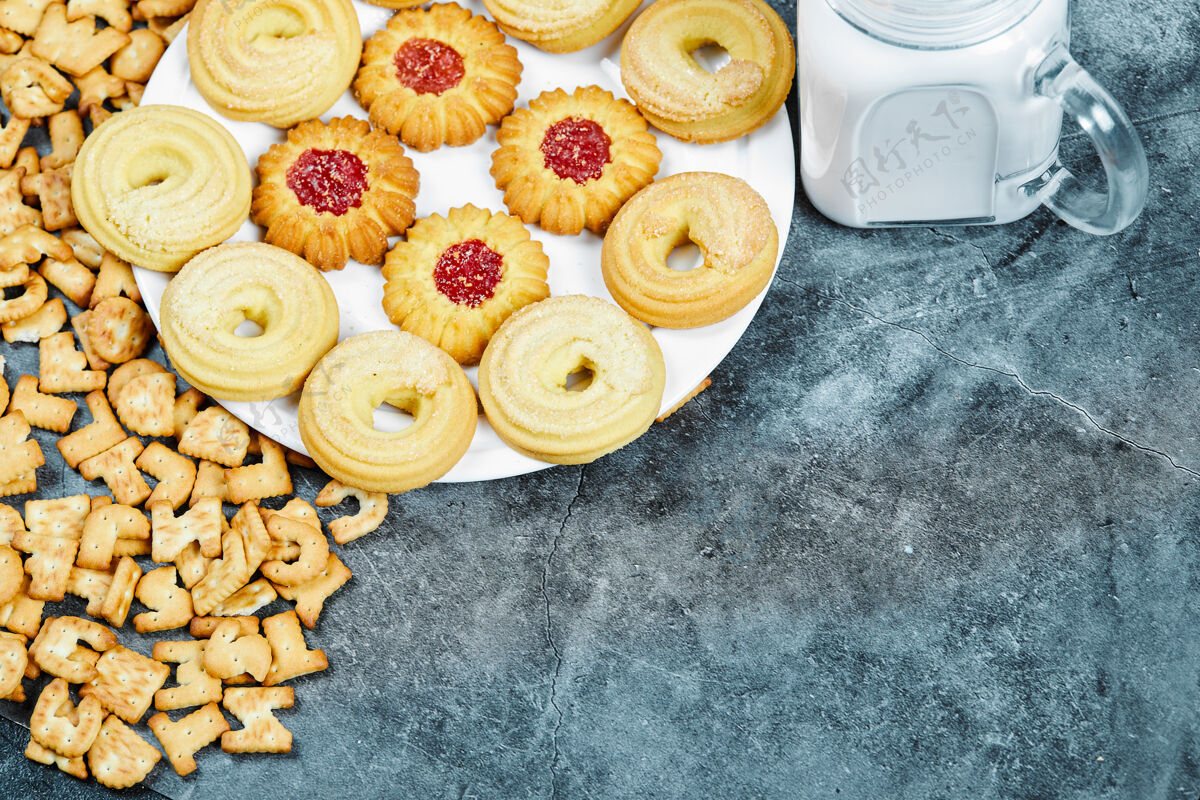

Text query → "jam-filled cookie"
[353,3,522,152]
[490,85,661,236]
[382,204,550,365]
[251,116,420,271]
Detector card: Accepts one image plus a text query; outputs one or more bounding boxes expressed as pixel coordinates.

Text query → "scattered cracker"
[203,618,270,682]
[315,479,388,545]
[56,390,124,469]
[2,296,65,342]
[64,566,112,617]
[173,540,212,590]
[22,167,75,230]
[38,330,105,394]
[90,251,140,307]
[0,573,44,637]
[78,437,148,506]
[0,114,28,169]
[275,552,351,631]
[230,500,270,576]
[114,371,174,436]
[31,2,130,77]
[149,496,221,563]
[25,494,90,538]
[26,735,88,780]
[135,442,194,509]
[106,357,163,407]
[29,615,116,683]
[87,715,161,790]
[59,227,103,269]
[70,310,112,372]
[80,644,169,723]
[77,503,145,570]
[0,542,20,605]
[190,459,227,506]
[132,566,192,633]
[0,222,70,269]
[97,555,139,627]
[171,386,204,442]
[40,108,84,169]
[190,525,250,616]
[262,609,327,686]
[0,629,26,699]
[189,615,258,639]
[148,701,229,777]
[262,515,327,588]
[12,530,76,600]
[221,686,294,754]
[213,578,276,617]
[152,639,222,712]
[0,270,48,324]
[178,406,249,467]
[10,374,75,432]
[87,296,152,364]
[31,677,103,758]
[39,255,94,306]
[0,410,44,484]
[226,434,292,504]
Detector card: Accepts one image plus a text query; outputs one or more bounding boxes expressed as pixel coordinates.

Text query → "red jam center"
[434,239,503,308]
[393,38,465,95]
[286,149,368,216]
[540,117,611,184]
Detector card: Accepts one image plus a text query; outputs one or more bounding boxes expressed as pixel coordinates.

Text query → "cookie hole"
[1,283,28,300]
[372,403,414,433]
[234,319,264,338]
[666,241,705,272]
[244,6,307,42]
[564,365,594,392]
[691,43,732,73]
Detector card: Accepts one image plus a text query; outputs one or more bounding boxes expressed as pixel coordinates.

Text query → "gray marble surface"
[4,0,1200,797]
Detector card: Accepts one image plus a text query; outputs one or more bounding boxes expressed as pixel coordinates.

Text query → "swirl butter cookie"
[481,0,642,53]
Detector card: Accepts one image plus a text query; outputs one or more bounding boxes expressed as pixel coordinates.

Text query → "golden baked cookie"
[601,172,778,328]
[478,294,666,464]
[251,116,420,272]
[159,242,340,401]
[481,0,642,53]
[620,0,795,143]
[490,85,661,236]
[298,331,478,493]
[382,204,550,365]
[187,0,362,128]
[353,3,522,152]
[71,105,252,273]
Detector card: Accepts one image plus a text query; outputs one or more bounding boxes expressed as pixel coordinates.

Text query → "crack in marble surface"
[790,281,1200,478]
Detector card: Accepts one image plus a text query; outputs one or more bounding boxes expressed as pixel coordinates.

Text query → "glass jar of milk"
[797,0,1148,234]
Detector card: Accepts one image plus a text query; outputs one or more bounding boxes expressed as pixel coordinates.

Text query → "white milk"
[798,0,1070,227]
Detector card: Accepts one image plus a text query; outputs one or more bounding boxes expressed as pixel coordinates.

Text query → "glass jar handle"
[1025,43,1148,235]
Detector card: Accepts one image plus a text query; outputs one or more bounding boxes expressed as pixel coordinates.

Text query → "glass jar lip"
[826,0,1044,49]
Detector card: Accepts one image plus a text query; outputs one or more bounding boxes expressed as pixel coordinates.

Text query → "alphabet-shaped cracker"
[97,555,139,627]
[77,503,145,570]
[91,251,141,307]
[70,310,112,371]
[133,566,192,633]
[31,677,103,757]
[262,609,327,686]
[0,273,49,326]
[0,55,73,117]
[212,577,276,617]
[9,374,74,432]
[86,715,161,789]
[38,330,105,394]
[152,639,222,711]
[2,296,67,343]
[0,410,44,484]
[148,701,229,776]
[0,629,27,698]
[136,442,195,509]
[106,357,163,407]
[29,615,116,683]
[203,618,270,682]
[64,566,112,616]
[80,644,169,723]
[57,390,124,469]
[0,222,71,269]
[31,3,130,77]
[40,108,83,169]
[275,552,351,630]
[115,372,175,436]
[78,437,149,506]
[221,686,294,753]
[225,435,292,504]
[150,496,221,563]
[178,406,249,467]
[315,478,388,545]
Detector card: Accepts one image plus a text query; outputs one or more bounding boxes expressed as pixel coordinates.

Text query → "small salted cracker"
[190,460,228,507]
[0,165,42,237]
[262,609,327,686]
[0,114,28,168]
[40,108,84,169]
[262,498,320,560]
[133,566,192,633]
[2,296,65,342]
[0,272,49,325]
[173,540,212,590]
[0,467,37,498]
[0,500,22,545]
[0,0,54,36]
[91,251,141,307]
[0,573,44,637]
[275,552,351,630]
[221,686,294,754]
[13,531,76,600]
[0,542,21,605]
[29,615,116,683]
[261,515,327,587]
[97,555,139,627]
[111,537,150,558]
[172,386,204,442]
[315,478,388,545]
[136,442,195,509]
[22,167,75,231]
[106,357,164,407]
[110,27,162,82]
[230,501,270,576]
[66,0,131,31]
[190,526,250,616]
[147,10,188,43]
[38,331,105,394]
[178,406,250,467]
[152,639,221,712]
[87,296,152,364]
[0,55,74,118]
[148,701,229,777]
[114,371,175,436]
[202,618,270,682]
[24,494,90,537]
[59,227,103,268]
[56,390,124,469]
[189,615,258,639]
[0,410,44,484]
[39,255,94,304]
[10,373,75,432]
[31,3,130,77]
[31,677,103,757]
[0,222,70,269]
[87,715,162,790]
[70,310,111,371]
[26,735,88,780]
[225,434,292,504]
[65,566,112,617]
[0,629,26,698]
[77,502,145,570]
[81,644,169,723]
[150,496,221,563]
[212,578,276,617]
[78,437,149,506]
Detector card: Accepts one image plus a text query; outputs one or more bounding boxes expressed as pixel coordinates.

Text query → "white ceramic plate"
[138,0,795,483]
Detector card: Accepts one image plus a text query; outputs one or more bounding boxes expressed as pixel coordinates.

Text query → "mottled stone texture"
[4,0,1200,798]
